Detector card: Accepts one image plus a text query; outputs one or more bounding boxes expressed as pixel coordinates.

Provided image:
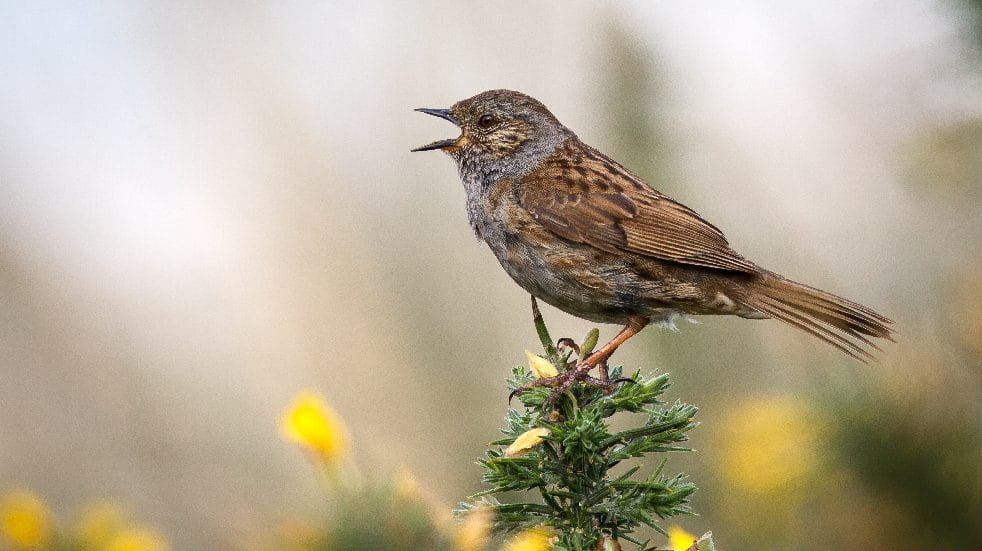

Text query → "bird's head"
[413,89,571,172]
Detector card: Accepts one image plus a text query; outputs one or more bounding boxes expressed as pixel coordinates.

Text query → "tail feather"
[756,295,878,363]
[744,275,895,363]
[768,293,888,342]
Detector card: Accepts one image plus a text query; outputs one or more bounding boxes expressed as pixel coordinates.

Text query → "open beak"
[412,108,461,152]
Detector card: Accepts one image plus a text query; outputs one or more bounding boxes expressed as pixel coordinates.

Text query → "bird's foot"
[509,353,633,406]
[508,364,589,405]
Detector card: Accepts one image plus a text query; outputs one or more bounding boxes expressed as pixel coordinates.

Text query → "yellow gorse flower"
[501,527,553,551]
[281,390,348,461]
[667,525,697,551]
[75,501,130,548]
[717,396,820,495]
[392,467,421,500]
[106,527,168,551]
[525,351,558,378]
[504,427,550,458]
[0,489,51,550]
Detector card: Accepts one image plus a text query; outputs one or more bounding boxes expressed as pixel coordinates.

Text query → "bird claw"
[509,373,561,404]
[509,361,635,405]
[556,337,580,358]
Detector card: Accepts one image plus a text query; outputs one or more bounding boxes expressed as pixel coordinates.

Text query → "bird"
[412,89,894,394]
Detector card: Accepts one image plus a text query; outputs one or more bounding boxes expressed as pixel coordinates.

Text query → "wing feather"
[518,144,757,273]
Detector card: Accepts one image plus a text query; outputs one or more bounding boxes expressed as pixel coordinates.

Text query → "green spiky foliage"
[458,311,700,551]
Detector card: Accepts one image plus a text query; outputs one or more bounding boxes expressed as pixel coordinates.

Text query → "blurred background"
[1,1,980,549]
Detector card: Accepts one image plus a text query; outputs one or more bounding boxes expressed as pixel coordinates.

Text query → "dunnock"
[413,89,893,393]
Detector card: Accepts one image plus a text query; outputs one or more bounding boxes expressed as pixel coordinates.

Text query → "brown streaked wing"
[518,145,758,273]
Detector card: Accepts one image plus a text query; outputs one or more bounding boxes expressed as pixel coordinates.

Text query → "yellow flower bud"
[668,525,697,551]
[281,390,348,462]
[501,528,553,551]
[525,350,558,378]
[504,427,550,458]
[0,489,51,550]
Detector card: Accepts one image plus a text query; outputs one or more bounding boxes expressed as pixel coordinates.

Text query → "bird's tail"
[742,273,895,363]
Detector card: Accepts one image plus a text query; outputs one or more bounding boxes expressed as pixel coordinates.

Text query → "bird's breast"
[471,186,645,324]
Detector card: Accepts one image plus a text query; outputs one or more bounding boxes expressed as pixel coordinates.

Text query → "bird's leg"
[547,316,649,398]
[576,358,619,396]
[579,316,649,370]
[597,357,610,382]
[512,316,649,404]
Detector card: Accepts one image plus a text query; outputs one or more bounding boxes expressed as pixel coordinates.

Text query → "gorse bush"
[457,313,709,551]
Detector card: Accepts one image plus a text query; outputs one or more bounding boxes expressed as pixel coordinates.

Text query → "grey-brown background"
[2,2,980,549]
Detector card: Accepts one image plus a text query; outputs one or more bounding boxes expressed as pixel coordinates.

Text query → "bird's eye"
[477,114,496,129]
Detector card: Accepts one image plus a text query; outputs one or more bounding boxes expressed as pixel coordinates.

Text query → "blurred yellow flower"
[391,468,456,533]
[281,390,348,461]
[501,528,553,551]
[0,489,51,549]
[106,527,168,551]
[75,501,130,548]
[279,517,324,545]
[667,525,696,551]
[454,508,491,551]
[525,350,558,378]
[504,427,550,458]
[717,396,821,495]
[393,467,421,500]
